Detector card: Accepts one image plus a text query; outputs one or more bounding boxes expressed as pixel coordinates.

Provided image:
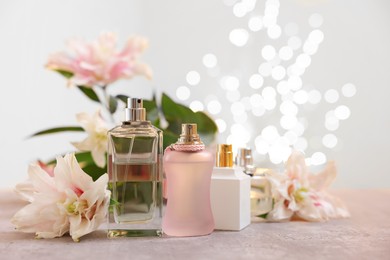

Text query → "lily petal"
[309,161,337,191]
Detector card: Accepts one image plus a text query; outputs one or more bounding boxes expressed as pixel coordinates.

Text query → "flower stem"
[96,86,115,124]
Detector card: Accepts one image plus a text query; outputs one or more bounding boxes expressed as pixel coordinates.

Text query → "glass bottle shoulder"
[109,121,161,137]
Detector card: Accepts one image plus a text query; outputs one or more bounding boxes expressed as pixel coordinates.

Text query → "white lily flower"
[266,151,350,222]
[11,154,111,242]
[72,110,108,168]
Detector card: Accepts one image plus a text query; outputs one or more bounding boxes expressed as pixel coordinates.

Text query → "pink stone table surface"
[0,189,389,260]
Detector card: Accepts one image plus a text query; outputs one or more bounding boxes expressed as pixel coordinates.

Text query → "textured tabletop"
[0,189,389,260]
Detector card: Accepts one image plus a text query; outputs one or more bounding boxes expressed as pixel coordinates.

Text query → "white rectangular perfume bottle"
[210,144,251,231]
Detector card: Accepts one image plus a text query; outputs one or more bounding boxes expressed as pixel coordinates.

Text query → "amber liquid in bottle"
[107,98,163,238]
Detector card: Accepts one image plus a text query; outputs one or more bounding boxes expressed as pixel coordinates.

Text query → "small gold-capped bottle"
[210,144,251,230]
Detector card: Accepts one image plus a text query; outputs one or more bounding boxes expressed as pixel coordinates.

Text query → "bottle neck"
[125,107,146,121]
[122,120,151,127]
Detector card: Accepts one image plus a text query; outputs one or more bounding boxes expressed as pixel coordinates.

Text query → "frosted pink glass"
[162,149,215,237]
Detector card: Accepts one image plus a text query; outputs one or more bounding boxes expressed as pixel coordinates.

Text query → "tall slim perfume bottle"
[251,168,273,219]
[235,147,256,176]
[235,148,273,219]
[162,124,214,237]
[107,98,163,237]
[210,144,251,231]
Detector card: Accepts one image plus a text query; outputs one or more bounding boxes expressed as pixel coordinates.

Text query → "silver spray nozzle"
[125,98,146,121]
[235,147,255,175]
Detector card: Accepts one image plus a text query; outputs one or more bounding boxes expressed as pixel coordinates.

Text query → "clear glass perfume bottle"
[107,98,163,238]
[235,147,256,176]
[250,168,273,219]
[235,148,273,219]
[162,124,214,237]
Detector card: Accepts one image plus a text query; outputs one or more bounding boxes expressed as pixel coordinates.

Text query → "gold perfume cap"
[216,144,233,167]
[125,98,146,121]
[176,123,203,145]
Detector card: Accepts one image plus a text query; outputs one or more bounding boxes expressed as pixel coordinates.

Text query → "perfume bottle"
[107,98,163,237]
[235,147,256,176]
[235,148,273,219]
[210,144,251,231]
[162,124,214,237]
[251,168,273,218]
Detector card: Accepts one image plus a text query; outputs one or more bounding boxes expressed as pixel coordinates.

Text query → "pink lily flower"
[266,151,350,222]
[12,154,110,242]
[46,32,152,87]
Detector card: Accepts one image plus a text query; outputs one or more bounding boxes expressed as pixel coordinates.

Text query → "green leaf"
[109,95,118,113]
[75,151,106,180]
[82,163,106,181]
[256,213,269,219]
[30,126,84,137]
[161,93,217,144]
[110,198,119,206]
[116,94,128,104]
[143,99,159,124]
[162,129,179,149]
[53,151,106,181]
[55,70,73,79]
[74,151,96,165]
[77,86,100,103]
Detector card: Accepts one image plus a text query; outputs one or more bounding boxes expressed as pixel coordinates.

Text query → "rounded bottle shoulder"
[164,149,214,163]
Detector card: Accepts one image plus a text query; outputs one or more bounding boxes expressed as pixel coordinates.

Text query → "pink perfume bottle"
[162,123,215,237]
